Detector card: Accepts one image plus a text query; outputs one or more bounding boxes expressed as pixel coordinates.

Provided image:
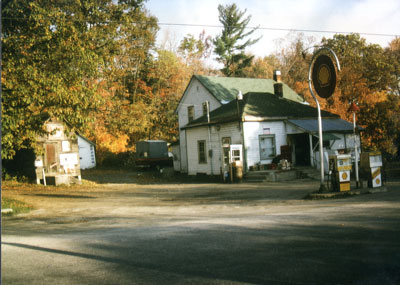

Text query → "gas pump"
[328,154,352,192]
[229,144,243,182]
[360,151,383,188]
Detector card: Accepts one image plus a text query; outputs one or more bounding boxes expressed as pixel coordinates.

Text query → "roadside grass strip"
[1,197,33,216]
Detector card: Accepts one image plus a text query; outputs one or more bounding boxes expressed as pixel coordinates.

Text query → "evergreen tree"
[213,3,260,77]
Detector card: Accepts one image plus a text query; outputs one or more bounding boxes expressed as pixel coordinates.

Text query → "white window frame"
[198,140,207,164]
[222,137,231,165]
[188,105,194,122]
[202,102,208,116]
[259,134,276,160]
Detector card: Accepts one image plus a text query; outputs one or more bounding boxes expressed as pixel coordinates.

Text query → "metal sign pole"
[308,77,326,192]
[308,47,341,192]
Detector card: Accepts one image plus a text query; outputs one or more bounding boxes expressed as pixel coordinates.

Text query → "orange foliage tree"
[296,34,400,156]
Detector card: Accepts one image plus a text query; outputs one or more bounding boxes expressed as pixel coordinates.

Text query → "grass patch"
[1,179,98,191]
[2,197,33,216]
[304,191,361,200]
[81,168,223,185]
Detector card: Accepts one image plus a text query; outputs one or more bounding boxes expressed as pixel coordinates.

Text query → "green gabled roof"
[183,92,338,128]
[194,75,304,103]
[243,92,337,118]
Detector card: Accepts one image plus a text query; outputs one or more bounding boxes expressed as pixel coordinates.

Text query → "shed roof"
[77,134,96,146]
[288,119,357,133]
[138,140,166,143]
[194,75,304,104]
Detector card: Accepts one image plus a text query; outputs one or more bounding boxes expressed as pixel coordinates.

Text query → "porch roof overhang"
[320,133,341,141]
[287,118,362,135]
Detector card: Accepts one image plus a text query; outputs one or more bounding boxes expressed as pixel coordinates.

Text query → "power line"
[158,22,400,38]
[3,16,399,38]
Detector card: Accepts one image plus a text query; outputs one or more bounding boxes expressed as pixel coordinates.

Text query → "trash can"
[233,161,243,182]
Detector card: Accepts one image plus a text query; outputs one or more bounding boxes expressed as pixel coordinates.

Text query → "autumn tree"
[213,3,260,77]
[386,37,400,96]
[241,55,280,79]
[179,30,213,62]
[144,49,192,142]
[322,34,394,95]
[89,2,158,157]
[1,0,156,159]
[269,33,316,98]
[314,34,400,155]
[110,4,158,105]
[272,33,400,155]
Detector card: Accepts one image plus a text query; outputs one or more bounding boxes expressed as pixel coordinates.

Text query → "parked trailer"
[135,140,173,168]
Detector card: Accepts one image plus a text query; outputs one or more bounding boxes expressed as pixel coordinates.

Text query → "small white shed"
[78,135,96,169]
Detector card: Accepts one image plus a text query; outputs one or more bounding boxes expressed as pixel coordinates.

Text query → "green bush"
[96,151,137,169]
[1,197,33,216]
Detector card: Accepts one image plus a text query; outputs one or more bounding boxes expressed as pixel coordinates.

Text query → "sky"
[145,0,400,67]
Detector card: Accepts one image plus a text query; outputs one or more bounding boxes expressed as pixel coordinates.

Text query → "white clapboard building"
[174,72,361,176]
[77,135,96,169]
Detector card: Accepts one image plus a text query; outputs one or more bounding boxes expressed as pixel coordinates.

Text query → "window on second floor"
[202,102,208,116]
[188,106,194,122]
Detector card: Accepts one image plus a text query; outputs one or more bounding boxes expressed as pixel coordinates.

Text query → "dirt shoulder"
[2,169,399,228]
[2,171,400,284]
[1,169,319,224]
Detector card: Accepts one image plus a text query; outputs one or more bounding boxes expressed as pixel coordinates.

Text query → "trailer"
[135,140,173,168]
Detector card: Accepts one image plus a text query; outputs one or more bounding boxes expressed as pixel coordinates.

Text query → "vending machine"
[229,144,243,182]
[230,144,243,163]
[328,154,352,192]
[360,151,383,188]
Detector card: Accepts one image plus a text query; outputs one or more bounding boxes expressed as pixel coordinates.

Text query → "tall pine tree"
[213,3,260,77]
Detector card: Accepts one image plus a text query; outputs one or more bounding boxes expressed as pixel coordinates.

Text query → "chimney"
[236,90,242,121]
[273,70,281,82]
[237,90,243,100]
[273,70,283,98]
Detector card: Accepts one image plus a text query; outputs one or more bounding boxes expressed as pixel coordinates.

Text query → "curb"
[305,186,388,200]
[1,208,14,214]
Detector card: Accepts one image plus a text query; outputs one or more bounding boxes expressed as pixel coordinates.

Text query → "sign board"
[47,124,63,138]
[312,54,337,99]
[62,140,71,152]
[263,128,270,134]
[59,153,79,166]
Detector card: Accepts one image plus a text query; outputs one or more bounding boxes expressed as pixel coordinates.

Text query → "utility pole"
[349,102,361,188]
[206,101,213,176]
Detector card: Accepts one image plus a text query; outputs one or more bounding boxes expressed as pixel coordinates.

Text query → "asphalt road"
[2,179,400,284]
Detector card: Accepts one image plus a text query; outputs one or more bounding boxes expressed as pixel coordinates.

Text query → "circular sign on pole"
[311,54,337,99]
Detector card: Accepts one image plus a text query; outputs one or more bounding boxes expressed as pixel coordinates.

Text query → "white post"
[308,81,326,192]
[42,168,47,186]
[353,112,360,188]
[308,59,326,192]
[309,134,314,167]
[206,101,213,176]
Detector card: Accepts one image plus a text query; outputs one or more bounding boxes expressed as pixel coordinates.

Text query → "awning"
[321,133,341,141]
[288,118,358,133]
